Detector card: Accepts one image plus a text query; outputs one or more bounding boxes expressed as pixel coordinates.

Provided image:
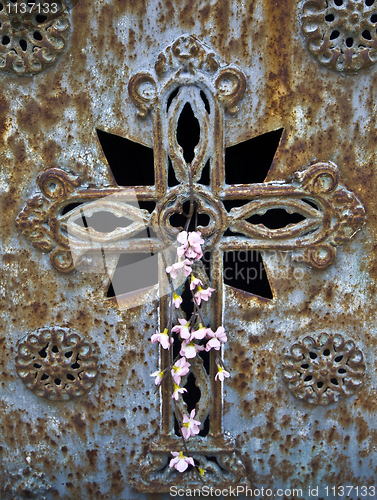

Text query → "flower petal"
[176,459,189,472]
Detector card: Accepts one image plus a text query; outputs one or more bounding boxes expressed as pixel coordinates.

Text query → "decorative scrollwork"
[0,0,71,75]
[330,188,367,245]
[16,168,83,272]
[37,168,82,199]
[289,162,366,266]
[301,245,336,268]
[153,184,228,247]
[16,167,163,272]
[226,162,365,267]
[15,195,54,252]
[128,72,157,118]
[155,35,219,78]
[295,161,340,194]
[128,35,245,119]
[15,327,99,400]
[302,0,377,73]
[49,247,75,273]
[282,332,366,405]
[135,435,248,493]
[16,160,365,272]
[215,68,247,115]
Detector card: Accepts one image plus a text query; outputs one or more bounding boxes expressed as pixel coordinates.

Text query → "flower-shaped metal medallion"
[302,0,377,73]
[15,327,99,400]
[0,0,70,75]
[282,332,365,405]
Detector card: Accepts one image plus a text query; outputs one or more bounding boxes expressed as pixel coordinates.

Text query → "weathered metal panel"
[0,0,376,498]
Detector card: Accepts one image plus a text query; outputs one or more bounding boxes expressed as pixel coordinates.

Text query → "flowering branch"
[157,250,204,481]
[150,199,230,477]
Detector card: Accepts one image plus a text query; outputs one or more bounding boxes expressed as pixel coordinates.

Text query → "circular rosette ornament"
[0,0,71,75]
[302,0,377,73]
[15,327,99,400]
[282,332,365,405]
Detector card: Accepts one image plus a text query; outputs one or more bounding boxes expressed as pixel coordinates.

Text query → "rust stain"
[355,415,370,445]
[213,0,231,48]
[110,470,124,495]
[116,0,147,17]
[17,96,68,133]
[42,140,62,165]
[0,94,9,145]
[71,413,87,436]
[86,449,98,466]
[178,0,195,28]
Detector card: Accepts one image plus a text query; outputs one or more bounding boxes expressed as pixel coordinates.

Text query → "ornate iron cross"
[16,35,365,492]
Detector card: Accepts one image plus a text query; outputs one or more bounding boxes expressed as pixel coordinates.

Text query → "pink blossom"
[190,323,211,341]
[205,326,227,351]
[187,231,204,259]
[171,357,191,385]
[215,364,230,382]
[180,340,204,359]
[166,259,193,280]
[176,231,204,260]
[172,319,191,340]
[169,451,195,472]
[176,231,189,258]
[151,328,173,350]
[172,292,183,308]
[181,409,201,440]
[190,275,203,291]
[150,370,165,385]
[172,383,187,400]
[194,286,215,306]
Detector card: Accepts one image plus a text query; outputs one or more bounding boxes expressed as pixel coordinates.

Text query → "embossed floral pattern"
[15,327,99,400]
[302,0,377,72]
[0,0,70,74]
[282,332,365,405]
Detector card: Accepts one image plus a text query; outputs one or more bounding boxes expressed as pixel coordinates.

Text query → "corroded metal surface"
[4,467,52,499]
[1,0,377,498]
[12,33,366,493]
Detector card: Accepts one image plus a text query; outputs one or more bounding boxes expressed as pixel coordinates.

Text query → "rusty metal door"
[0,0,375,498]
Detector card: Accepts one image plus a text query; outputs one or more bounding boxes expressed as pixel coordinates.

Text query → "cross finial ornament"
[16,35,365,492]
